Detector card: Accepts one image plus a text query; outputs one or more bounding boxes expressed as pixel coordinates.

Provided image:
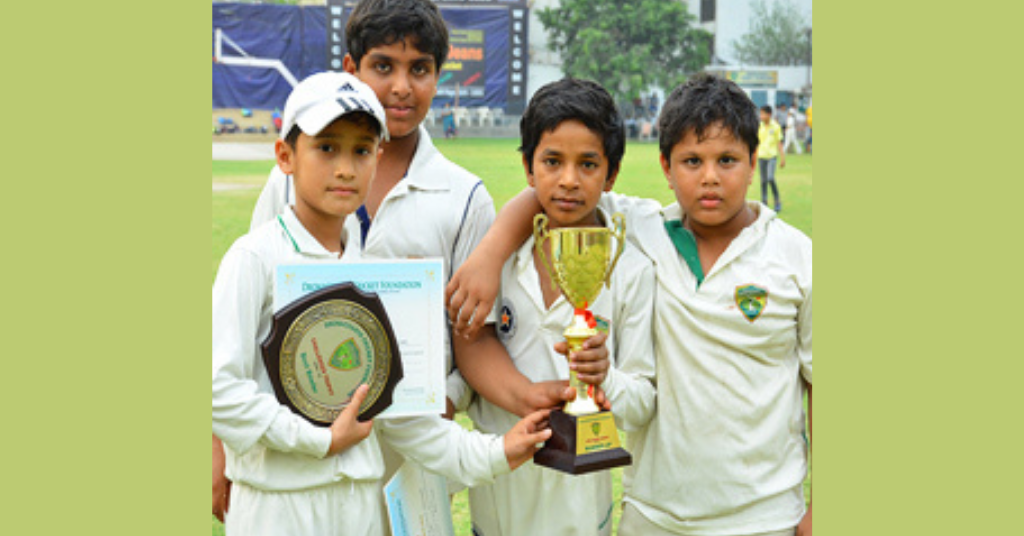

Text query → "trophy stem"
[564,316,600,416]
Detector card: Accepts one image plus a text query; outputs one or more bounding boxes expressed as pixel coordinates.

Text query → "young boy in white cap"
[211,71,552,536]
[226,1,598,528]
[239,0,586,434]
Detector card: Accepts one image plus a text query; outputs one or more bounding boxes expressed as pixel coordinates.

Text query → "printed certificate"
[275,258,446,418]
[384,462,455,536]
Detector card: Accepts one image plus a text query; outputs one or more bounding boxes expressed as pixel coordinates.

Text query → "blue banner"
[212,3,326,111]
[214,2,521,111]
[433,8,508,108]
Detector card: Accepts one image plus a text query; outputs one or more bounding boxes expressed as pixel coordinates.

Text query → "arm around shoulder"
[447,188,542,338]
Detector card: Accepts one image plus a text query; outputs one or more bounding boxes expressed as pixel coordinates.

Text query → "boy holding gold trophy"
[456,78,657,536]
[449,74,812,536]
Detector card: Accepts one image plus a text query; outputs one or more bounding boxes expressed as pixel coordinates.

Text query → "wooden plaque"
[261,282,402,425]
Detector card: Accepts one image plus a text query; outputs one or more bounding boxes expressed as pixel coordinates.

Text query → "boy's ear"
[659,153,673,189]
[522,155,535,188]
[342,54,357,75]
[603,167,619,193]
[276,139,295,175]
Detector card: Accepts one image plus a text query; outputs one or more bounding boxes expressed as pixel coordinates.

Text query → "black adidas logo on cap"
[335,82,372,112]
[336,95,373,113]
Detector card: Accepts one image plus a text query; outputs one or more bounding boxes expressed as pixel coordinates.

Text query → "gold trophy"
[532,212,632,475]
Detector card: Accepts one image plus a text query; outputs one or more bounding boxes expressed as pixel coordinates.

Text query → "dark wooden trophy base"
[533,409,632,475]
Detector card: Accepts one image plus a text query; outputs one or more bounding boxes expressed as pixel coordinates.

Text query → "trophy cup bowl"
[532,212,631,474]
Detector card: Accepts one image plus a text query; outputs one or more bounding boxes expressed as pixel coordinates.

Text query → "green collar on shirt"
[277,215,302,253]
[664,220,705,288]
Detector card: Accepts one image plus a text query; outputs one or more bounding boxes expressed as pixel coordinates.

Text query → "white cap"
[280,71,389,141]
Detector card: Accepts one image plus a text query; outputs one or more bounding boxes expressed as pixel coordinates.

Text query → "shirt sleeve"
[211,244,332,459]
[250,166,290,232]
[446,369,474,413]
[599,192,663,247]
[449,183,496,277]
[446,183,498,402]
[376,415,509,487]
[601,254,658,432]
[797,282,812,385]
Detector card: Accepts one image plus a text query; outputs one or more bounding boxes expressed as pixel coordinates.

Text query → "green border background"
[5,1,1023,534]
[3,2,208,534]
[815,2,1024,534]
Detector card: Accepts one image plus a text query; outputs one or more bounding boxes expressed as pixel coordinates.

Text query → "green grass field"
[211,138,812,535]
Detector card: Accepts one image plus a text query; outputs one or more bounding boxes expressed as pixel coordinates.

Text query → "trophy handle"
[604,213,626,288]
[533,213,558,284]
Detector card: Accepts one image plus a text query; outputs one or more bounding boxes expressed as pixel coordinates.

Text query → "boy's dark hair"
[284,125,301,149]
[519,78,625,181]
[657,73,760,160]
[761,105,773,115]
[345,0,450,70]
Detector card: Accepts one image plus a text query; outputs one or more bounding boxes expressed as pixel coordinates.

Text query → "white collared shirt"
[213,208,509,493]
[249,126,495,407]
[599,193,812,535]
[465,207,656,536]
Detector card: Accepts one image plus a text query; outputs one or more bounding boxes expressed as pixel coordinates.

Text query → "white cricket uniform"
[212,208,510,536]
[599,194,812,536]
[783,110,803,154]
[467,207,657,536]
[249,126,495,405]
[246,125,497,530]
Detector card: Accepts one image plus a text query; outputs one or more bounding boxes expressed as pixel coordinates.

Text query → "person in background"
[442,101,457,139]
[757,105,785,213]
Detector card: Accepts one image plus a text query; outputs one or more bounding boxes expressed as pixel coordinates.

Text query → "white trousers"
[783,128,804,154]
[226,481,384,536]
[618,502,797,536]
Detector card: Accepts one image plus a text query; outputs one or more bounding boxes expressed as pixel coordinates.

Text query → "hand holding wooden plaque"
[261,282,403,425]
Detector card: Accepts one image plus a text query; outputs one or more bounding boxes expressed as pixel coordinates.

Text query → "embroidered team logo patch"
[735,284,769,322]
[497,299,517,340]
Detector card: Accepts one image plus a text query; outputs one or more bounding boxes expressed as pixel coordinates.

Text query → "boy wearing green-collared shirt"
[446,74,812,536]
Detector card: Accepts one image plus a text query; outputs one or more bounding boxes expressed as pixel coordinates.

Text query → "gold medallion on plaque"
[263,283,402,424]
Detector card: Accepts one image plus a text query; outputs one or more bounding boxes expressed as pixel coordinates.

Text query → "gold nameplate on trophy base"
[575,412,623,456]
[534,410,631,475]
